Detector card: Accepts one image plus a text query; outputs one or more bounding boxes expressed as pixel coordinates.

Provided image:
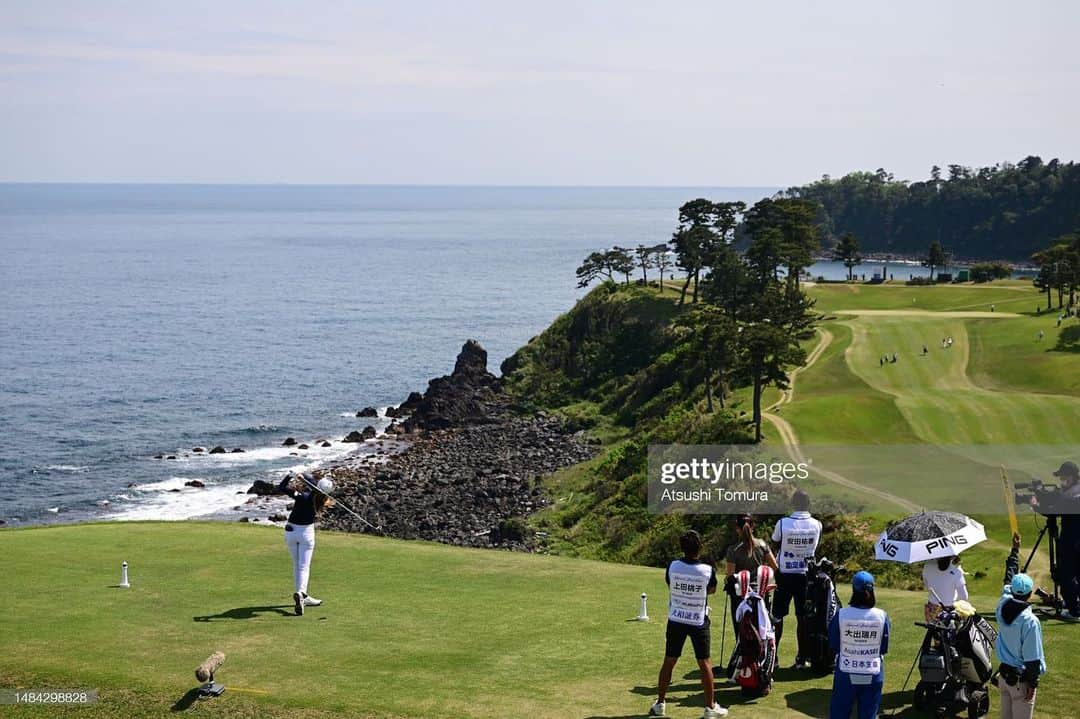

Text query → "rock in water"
[185,480,206,488]
[321,440,332,447]
[343,430,364,443]
[361,426,377,440]
[357,407,378,418]
[231,448,245,453]
[192,447,206,453]
[298,443,309,450]
[403,340,503,432]
[282,437,297,447]
[209,446,226,454]
[247,479,278,495]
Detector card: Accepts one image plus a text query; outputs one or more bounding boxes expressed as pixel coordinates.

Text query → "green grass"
[3,522,1077,719]
[810,280,1041,314]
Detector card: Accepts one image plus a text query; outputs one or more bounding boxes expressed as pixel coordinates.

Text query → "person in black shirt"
[277,472,333,616]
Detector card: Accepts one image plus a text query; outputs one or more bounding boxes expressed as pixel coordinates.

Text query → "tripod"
[1022,514,1061,609]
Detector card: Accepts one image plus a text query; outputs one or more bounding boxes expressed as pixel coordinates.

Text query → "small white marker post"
[119,561,130,588]
[636,592,649,621]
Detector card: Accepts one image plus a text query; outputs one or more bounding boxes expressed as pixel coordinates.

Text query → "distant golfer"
[1037,330,1045,342]
[649,530,728,718]
[770,490,822,668]
[829,571,890,719]
[277,472,332,616]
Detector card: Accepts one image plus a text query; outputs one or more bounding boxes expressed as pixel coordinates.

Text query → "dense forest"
[783,156,1080,260]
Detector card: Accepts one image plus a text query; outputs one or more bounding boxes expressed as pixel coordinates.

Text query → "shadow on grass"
[193,605,293,622]
[1052,325,1080,353]
[170,687,200,712]
[784,687,920,717]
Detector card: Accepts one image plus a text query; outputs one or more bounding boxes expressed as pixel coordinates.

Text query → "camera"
[1015,479,1069,516]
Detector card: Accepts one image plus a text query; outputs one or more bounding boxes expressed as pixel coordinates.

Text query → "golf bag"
[730,567,778,697]
[800,557,842,673]
[913,602,997,719]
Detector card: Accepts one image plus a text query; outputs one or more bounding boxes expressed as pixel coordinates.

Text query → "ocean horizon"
[0,183,1001,526]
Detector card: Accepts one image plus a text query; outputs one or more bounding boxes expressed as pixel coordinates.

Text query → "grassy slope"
[3,522,1077,719]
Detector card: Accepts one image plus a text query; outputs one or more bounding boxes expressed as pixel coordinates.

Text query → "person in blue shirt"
[828,570,890,719]
[995,532,1046,719]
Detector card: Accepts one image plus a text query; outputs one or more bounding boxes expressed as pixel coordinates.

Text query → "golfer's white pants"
[284,523,315,594]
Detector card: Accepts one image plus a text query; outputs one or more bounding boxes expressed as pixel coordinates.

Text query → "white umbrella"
[875,511,986,564]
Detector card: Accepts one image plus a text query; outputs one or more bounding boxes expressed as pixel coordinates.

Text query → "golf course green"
[2,280,1078,718]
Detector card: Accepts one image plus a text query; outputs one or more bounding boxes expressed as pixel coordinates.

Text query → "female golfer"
[829,571,890,719]
[277,472,333,616]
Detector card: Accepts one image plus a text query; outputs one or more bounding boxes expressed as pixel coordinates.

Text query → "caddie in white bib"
[667,559,713,627]
[837,606,887,683]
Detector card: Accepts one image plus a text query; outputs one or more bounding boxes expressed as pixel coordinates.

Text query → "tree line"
[783,156,1080,261]
[575,197,818,441]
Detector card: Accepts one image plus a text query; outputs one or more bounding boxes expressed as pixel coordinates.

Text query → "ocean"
[3,184,1027,525]
[3,184,789,524]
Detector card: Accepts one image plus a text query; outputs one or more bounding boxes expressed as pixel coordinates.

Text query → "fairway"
[3,522,1078,719]
[774,283,1080,514]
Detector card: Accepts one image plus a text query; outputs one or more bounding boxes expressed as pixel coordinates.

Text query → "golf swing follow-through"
[277,470,382,616]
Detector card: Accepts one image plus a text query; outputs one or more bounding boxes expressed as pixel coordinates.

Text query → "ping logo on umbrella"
[878,538,898,557]
[923,533,969,553]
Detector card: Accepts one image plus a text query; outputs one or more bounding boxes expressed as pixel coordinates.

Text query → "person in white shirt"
[922,556,969,622]
[649,530,728,718]
[770,490,823,668]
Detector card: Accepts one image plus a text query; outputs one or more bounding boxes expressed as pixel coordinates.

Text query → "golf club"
[295,473,383,534]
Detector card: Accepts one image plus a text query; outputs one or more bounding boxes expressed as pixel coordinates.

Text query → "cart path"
[762,327,922,513]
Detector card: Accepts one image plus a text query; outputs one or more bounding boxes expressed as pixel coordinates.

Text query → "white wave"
[45,464,90,473]
[132,476,195,492]
[110,481,261,522]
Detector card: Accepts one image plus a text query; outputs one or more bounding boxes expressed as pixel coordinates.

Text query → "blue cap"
[852,571,875,591]
[1011,573,1034,597]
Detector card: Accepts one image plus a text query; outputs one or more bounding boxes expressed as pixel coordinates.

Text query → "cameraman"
[1052,461,1080,620]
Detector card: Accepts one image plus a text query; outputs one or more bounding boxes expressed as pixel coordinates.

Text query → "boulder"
[185,480,206,488]
[247,479,278,496]
[231,448,245,453]
[357,406,378,418]
[298,443,310,450]
[238,517,250,523]
[401,391,424,410]
[282,437,297,447]
[320,441,332,447]
[403,340,502,433]
[361,425,377,440]
[343,430,365,443]
[192,447,206,453]
[154,454,163,459]
[209,446,226,454]
[166,455,177,460]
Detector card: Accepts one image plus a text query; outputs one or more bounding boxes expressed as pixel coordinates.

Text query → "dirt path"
[762,327,922,513]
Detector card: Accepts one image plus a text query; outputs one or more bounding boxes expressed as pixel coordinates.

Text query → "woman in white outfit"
[922,556,969,622]
[277,472,332,616]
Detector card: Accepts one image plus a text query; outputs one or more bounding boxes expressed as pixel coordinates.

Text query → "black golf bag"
[800,557,842,673]
[913,605,997,719]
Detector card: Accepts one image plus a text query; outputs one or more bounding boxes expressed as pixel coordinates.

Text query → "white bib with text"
[838,606,886,676]
[667,560,713,627]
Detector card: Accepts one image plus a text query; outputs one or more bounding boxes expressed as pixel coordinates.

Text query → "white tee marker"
[636,592,649,621]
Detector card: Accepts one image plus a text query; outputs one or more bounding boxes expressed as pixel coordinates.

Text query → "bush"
[969,262,1012,283]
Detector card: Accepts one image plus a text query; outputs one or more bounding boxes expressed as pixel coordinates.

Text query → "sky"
[2,1,1079,186]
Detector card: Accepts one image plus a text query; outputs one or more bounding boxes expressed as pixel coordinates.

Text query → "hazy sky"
[2,1,1078,186]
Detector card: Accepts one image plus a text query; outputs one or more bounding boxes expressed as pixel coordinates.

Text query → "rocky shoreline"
[266,340,597,550]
